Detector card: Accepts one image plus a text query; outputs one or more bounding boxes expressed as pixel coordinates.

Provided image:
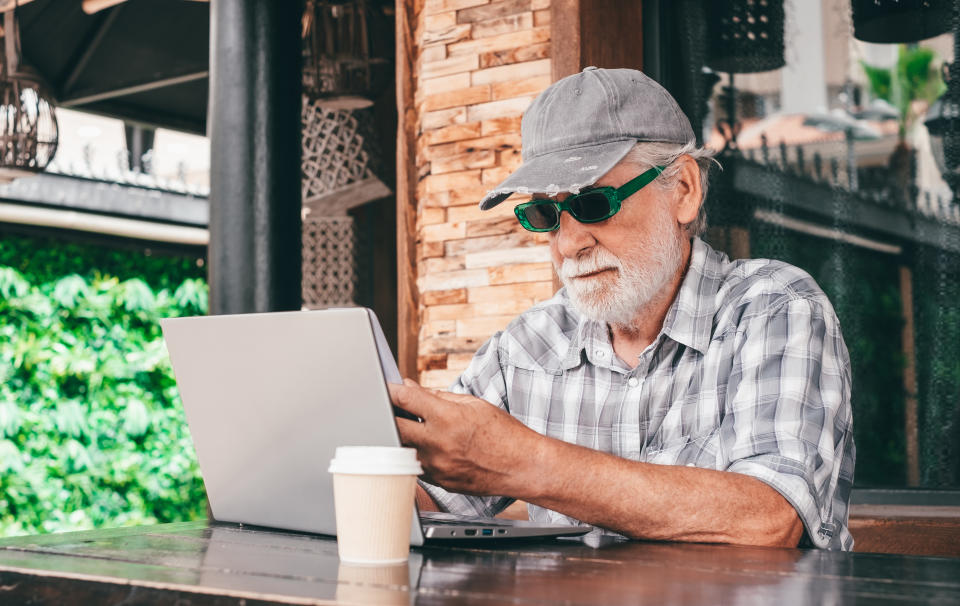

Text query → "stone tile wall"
[414,0,555,387]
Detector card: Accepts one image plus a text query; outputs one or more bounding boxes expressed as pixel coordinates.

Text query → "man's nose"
[553,209,597,259]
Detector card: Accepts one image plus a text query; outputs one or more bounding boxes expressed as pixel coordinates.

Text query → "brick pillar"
[413,0,554,387]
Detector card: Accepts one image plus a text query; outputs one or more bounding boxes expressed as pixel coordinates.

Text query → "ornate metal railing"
[719,144,960,254]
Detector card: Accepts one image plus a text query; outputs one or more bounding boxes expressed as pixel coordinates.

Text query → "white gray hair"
[620,141,720,237]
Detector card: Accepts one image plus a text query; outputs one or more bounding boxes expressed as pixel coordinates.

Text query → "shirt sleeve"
[722,296,855,550]
[418,332,518,518]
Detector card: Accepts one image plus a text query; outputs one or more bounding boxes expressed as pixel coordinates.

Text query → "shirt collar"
[560,301,612,370]
[660,237,726,355]
[560,238,725,368]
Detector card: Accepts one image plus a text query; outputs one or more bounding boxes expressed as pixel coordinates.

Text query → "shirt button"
[686,463,695,467]
[595,349,606,358]
[628,377,640,387]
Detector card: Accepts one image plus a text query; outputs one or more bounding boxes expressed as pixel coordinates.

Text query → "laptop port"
[464,529,477,536]
[497,529,507,534]
[482,528,493,536]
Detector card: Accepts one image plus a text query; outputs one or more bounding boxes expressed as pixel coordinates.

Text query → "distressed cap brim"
[478,139,637,210]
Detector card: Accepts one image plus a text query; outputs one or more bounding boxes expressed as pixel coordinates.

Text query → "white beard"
[556,209,684,329]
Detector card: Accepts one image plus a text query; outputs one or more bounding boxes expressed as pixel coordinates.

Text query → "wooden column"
[900,265,921,486]
[396,0,420,378]
[550,0,646,293]
[551,0,645,79]
[551,0,581,82]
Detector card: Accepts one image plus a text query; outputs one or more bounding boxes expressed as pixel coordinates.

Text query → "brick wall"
[414,0,555,388]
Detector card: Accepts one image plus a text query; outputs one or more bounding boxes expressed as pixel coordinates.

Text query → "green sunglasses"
[513,165,665,232]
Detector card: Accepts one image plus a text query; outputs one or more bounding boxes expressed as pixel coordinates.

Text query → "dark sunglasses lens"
[569,191,614,222]
[522,203,560,230]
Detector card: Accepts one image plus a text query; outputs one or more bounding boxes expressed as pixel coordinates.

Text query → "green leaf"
[0,439,23,473]
[51,275,89,309]
[63,439,92,473]
[54,401,87,439]
[861,44,946,138]
[172,279,208,314]
[119,278,156,313]
[121,399,150,439]
[0,267,28,299]
[0,401,21,438]
[860,60,891,103]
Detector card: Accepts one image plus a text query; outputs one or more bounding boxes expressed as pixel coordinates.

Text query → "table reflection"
[2,522,957,605]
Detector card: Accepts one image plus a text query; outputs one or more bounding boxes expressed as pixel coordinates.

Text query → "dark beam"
[641,0,663,81]
[208,0,302,314]
[61,6,124,95]
[0,172,208,227]
[60,70,208,107]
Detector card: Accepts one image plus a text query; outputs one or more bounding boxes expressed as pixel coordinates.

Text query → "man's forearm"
[391,381,803,547]
[514,435,804,547]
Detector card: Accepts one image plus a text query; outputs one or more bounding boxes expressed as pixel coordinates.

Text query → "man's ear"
[673,155,702,226]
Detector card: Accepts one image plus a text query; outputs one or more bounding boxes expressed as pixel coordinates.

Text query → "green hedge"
[0,234,205,291]
[0,235,208,537]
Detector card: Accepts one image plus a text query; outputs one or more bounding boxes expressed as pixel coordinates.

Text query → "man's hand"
[389,379,543,497]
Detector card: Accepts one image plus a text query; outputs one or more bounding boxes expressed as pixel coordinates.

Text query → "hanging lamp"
[301,0,389,109]
[0,2,57,182]
[705,0,785,75]
[852,0,951,44]
[704,0,785,151]
[923,5,960,200]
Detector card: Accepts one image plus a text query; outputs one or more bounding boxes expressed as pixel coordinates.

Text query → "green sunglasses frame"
[513,165,666,232]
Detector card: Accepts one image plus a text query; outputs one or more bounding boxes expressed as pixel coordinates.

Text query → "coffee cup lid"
[328,446,423,476]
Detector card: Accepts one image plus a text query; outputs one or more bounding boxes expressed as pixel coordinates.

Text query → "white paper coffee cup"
[328,446,423,564]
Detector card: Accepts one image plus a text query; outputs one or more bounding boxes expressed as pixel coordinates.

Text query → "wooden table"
[0,521,958,605]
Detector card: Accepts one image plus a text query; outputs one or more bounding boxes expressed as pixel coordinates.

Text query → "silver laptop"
[160,308,589,544]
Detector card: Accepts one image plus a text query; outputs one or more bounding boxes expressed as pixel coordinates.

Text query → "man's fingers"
[388,382,439,419]
[395,417,429,447]
[434,390,484,406]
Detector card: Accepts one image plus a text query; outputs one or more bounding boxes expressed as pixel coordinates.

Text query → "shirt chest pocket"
[654,388,723,445]
[505,363,564,433]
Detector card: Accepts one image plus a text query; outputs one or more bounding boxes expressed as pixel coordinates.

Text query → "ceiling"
[13,0,210,134]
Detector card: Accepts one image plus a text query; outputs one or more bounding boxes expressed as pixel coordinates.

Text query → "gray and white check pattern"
[421,238,855,550]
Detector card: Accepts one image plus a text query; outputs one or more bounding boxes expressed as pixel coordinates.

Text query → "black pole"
[208,0,303,315]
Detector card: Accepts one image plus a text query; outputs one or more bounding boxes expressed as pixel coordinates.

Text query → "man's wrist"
[415,484,440,512]
[510,431,560,502]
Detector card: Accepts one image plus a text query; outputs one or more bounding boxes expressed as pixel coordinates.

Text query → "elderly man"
[390,67,854,550]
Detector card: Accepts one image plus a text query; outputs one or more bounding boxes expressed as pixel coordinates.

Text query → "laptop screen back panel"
[162,308,408,536]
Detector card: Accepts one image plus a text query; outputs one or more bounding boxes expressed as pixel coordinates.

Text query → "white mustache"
[558,248,622,280]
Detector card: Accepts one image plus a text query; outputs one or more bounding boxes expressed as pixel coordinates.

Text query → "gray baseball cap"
[479,67,695,210]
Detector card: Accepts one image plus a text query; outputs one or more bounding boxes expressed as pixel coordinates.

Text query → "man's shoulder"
[714,252,835,325]
[493,290,580,371]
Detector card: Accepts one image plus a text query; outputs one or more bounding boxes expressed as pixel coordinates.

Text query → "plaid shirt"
[422,238,855,550]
